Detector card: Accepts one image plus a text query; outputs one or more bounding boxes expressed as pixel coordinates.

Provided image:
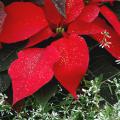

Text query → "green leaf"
[111,1,120,20]
[52,0,66,17]
[34,81,58,108]
[0,42,27,72]
[89,56,120,80]
[31,0,44,6]
[0,71,11,92]
[89,54,120,104]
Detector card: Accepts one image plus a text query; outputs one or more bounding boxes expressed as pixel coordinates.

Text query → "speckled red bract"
[0,2,48,43]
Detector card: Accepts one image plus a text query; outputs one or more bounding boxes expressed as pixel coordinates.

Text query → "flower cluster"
[0,0,119,104]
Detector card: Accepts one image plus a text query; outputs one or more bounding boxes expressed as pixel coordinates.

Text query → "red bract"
[70,0,120,60]
[9,45,60,104]
[29,0,102,47]
[90,0,120,36]
[0,2,48,43]
[91,18,120,60]
[26,27,53,48]
[77,4,100,23]
[67,2,102,34]
[53,34,89,98]
[68,20,103,35]
[44,0,84,24]
[100,5,120,36]
[43,0,100,24]
[88,0,120,60]
[9,34,89,104]
[64,0,84,23]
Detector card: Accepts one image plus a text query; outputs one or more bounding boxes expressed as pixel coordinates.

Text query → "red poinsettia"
[1,1,90,104]
[0,1,119,104]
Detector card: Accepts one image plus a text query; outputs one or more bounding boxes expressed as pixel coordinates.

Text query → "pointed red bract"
[26,27,53,47]
[77,4,100,23]
[9,46,60,104]
[100,6,120,36]
[44,0,62,25]
[91,18,120,60]
[0,2,48,43]
[44,0,84,24]
[65,0,84,23]
[68,20,104,35]
[52,34,89,98]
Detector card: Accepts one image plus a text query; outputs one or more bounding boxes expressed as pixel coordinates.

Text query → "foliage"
[0,75,120,120]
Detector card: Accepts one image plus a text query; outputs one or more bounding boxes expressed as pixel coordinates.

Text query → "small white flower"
[115,59,120,64]
[99,38,112,48]
[100,30,112,48]
[101,30,111,39]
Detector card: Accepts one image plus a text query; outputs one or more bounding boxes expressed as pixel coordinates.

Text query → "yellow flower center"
[84,0,90,4]
[56,27,65,34]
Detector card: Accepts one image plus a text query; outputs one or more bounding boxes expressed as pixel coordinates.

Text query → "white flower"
[115,59,120,64]
[100,30,112,48]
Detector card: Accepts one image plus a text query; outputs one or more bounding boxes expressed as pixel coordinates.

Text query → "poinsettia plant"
[0,0,120,105]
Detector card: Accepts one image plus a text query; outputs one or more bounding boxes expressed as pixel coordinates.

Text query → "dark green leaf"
[34,81,58,108]
[31,0,44,6]
[113,2,120,20]
[0,71,11,92]
[89,54,120,104]
[0,41,27,72]
[52,0,66,17]
[89,56,120,80]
